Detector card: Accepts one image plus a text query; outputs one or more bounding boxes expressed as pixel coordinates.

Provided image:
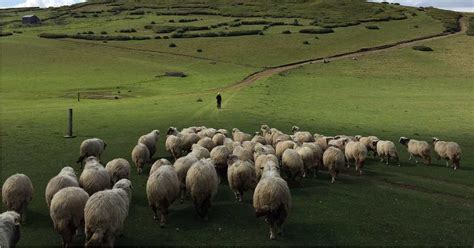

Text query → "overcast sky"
[1,0,472,12]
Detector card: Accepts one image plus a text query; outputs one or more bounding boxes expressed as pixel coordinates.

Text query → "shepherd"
[216,93,222,109]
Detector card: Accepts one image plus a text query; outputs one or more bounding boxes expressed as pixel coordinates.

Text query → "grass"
[1,1,473,246]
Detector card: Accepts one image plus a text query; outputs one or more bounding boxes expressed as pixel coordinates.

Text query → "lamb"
[232,128,252,143]
[49,187,89,247]
[251,132,266,145]
[212,133,227,146]
[275,140,296,159]
[146,164,180,227]
[253,161,291,240]
[84,179,132,247]
[227,156,257,202]
[323,147,344,183]
[210,145,231,169]
[76,138,107,167]
[294,146,316,178]
[291,126,315,144]
[79,157,111,196]
[191,144,210,159]
[255,154,279,180]
[281,149,304,183]
[149,158,172,176]
[432,137,462,170]
[0,211,21,248]
[233,145,253,162]
[45,166,79,207]
[399,137,431,165]
[185,159,219,220]
[344,141,368,175]
[138,130,160,159]
[173,154,199,203]
[131,143,150,174]
[105,158,131,184]
[355,135,379,158]
[2,174,34,221]
[373,140,400,166]
[197,137,215,152]
[166,132,183,161]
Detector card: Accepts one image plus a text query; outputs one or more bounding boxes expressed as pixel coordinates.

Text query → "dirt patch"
[382,178,471,201]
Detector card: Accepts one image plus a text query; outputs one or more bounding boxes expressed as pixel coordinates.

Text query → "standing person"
[216,93,222,109]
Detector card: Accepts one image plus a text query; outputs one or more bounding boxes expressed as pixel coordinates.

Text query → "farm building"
[22,15,40,24]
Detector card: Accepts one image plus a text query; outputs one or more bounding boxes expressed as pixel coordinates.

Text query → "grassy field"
[1,0,473,246]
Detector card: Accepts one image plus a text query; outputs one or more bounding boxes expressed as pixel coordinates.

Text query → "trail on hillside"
[222,17,467,91]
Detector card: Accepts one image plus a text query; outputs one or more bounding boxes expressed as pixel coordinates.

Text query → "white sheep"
[76,138,106,168]
[186,159,219,220]
[275,140,296,159]
[294,146,315,178]
[344,141,368,175]
[217,128,229,137]
[232,128,252,143]
[49,186,89,247]
[255,154,279,180]
[191,144,210,159]
[272,132,292,147]
[146,164,180,227]
[373,140,400,166]
[2,173,34,221]
[149,158,172,176]
[281,149,304,184]
[197,128,217,139]
[399,137,431,165]
[233,145,254,162]
[254,143,276,161]
[45,166,79,207]
[323,147,344,183]
[253,161,291,240]
[84,179,132,247]
[138,130,160,159]
[432,137,462,170]
[166,132,183,161]
[0,211,21,248]
[131,143,150,174]
[291,126,315,144]
[210,145,231,169]
[105,158,131,184]
[223,137,234,151]
[251,132,266,145]
[79,157,110,196]
[314,134,332,151]
[328,137,349,151]
[173,153,199,203]
[356,135,379,158]
[180,132,200,153]
[197,137,215,152]
[212,133,227,146]
[227,156,257,202]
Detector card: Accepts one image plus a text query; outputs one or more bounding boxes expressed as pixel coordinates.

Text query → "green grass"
[1,1,473,246]
[467,16,474,36]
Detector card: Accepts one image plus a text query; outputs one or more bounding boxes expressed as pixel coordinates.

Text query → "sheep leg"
[238,190,244,202]
[151,205,158,220]
[269,222,277,240]
[445,159,450,167]
[408,154,413,161]
[160,213,167,228]
[180,188,186,203]
[386,156,390,165]
[330,168,337,183]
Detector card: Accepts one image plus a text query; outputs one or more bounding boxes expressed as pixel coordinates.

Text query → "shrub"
[155,35,161,39]
[467,17,474,36]
[0,32,13,37]
[197,49,203,52]
[303,41,310,45]
[130,10,144,15]
[119,28,136,33]
[179,18,198,23]
[13,30,22,34]
[282,30,291,34]
[100,31,107,34]
[38,33,68,39]
[412,46,433,52]
[241,20,270,25]
[150,21,155,24]
[169,43,177,47]
[365,25,379,30]
[169,19,175,23]
[163,36,169,39]
[153,26,176,33]
[299,28,334,34]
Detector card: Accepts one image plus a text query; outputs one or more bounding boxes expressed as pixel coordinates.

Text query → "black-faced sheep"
[2,174,34,222]
[399,137,431,165]
[355,135,379,158]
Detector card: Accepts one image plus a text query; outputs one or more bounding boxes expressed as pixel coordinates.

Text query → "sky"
[0,0,472,12]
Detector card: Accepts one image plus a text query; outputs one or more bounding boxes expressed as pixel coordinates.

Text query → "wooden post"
[77,92,80,102]
[64,108,76,138]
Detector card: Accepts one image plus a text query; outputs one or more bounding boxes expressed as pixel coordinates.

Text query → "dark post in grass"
[77,92,80,102]
[64,108,76,138]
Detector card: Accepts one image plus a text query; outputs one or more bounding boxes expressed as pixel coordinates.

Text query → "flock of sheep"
[0,125,463,247]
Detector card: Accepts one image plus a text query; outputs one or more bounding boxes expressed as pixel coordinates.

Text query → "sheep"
[185,159,219,220]
[131,143,150,174]
[223,138,234,151]
[272,132,292,147]
[216,129,229,137]
[355,135,379,158]
[328,137,349,151]
[138,130,160,159]
[281,149,304,184]
[105,158,131,184]
[210,145,231,169]
[232,128,252,143]
[197,137,215,152]
[191,144,210,159]
[233,145,253,162]
[2,174,34,222]
[275,140,296,159]
[0,211,21,248]
[323,147,344,183]
[260,125,273,145]
[149,158,172,176]
[242,141,257,152]
[399,137,431,165]
[291,126,315,144]
[253,161,291,240]
[212,133,227,146]
[432,137,462,170]
[76,138,106,168]
[301,142,323,169]
[174,153,199,203]
[79,157,111,196]
[197,128,217,139]
[84,179,132,247]
[166,132,183,161]
[254,143,276,160]
[45,166,79,207]
[372,140,400,166]
[50,187,89,247]
[180,132,200,153]
[227,156,257,202]
[146,164,180,227]
[255,154,279,180]
[251,132,266,145]
[294,146,315,178]
[314,134,332,151]
[344,141,368,175]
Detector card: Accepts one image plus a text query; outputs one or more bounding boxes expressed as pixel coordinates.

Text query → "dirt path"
[224,17,467,90]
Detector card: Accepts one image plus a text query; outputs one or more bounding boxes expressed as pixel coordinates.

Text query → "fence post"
[64,108,76,138]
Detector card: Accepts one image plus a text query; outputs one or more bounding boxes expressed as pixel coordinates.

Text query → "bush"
[303,41,310,45]
[169,19,175,23]
[179,18,198,23]
[155,35,161,39]
[365,25,379,30]
[119,28,136,33]
[100,31,107,34]
[129,10,144,15]
[169,43,177,47]
[197,49,203,52]
[38,33,68,39]
[467,17,474,36]
[282,30,291,34]
[0,32,13,37]
[163,36,169,39]
[13,30,22,34]
[153,26,176,33]
[240,20,271,25]
[299,28,334,34]
[412,46,433,52]
[150,21,155,24]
